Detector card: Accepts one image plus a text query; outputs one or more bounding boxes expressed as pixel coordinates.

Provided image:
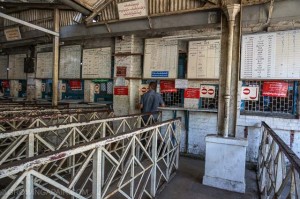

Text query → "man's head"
[149,82,157,91]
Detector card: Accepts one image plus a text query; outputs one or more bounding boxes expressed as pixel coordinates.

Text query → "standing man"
[140,82,165,122]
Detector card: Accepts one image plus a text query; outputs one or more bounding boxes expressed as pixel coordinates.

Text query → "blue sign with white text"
[151,71,169,78]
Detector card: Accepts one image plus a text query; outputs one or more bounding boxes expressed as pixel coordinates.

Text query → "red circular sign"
[208,89,214,95]
[201,88,208,94]
[243,88,250,95]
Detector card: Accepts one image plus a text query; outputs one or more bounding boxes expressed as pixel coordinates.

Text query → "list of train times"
[187,39,221,79]
[36,52,53,79]
[0,56,8,79]
[143,38,178,78]
[82,47,111,79]
[241,30,300,79]
[8,54,27,80]
[59,45,81,79]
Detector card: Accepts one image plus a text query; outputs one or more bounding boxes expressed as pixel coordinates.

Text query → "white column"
[222,4,240,137]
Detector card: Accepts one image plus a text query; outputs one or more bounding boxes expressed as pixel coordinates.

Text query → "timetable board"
[0,56,8,79]
[143,38,178,79]
[82,47,111,79]
[8,54,27,80]
[59,45,81,79]
[187,39,221,79]
[241,29,300,79]
[36,52,53,79]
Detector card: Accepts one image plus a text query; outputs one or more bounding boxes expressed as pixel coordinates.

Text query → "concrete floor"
[157,156,259,199]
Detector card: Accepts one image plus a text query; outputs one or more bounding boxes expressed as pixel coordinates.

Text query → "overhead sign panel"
[117,0,147,20]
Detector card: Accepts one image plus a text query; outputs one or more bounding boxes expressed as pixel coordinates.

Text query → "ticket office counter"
[158,107,218,157]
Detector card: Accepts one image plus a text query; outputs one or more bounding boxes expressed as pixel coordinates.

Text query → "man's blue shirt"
[140,90,164,113]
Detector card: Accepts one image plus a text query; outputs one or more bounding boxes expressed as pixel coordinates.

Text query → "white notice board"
[0,56,8,79]
[82,47,111,79]
[241,29,300,79]
[59,45,81,79]
[36,52,53,79]
[143,38,178,79]
[187,39,221,79]
[8,54,27,80]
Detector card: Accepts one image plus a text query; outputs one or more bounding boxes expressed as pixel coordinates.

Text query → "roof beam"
[0,12,59,36]
[85,0,115,23]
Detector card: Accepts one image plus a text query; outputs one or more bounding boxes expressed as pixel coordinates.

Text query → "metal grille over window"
[241,81,298,116]
[161,89,184,107]
[199,85,219,110]
[107,82,113,94]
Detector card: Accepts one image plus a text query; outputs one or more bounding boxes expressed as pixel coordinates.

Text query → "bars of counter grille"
[242,80,296,115]
[161,89,184,107]
[200,85,219,110]
[257,122,300,198]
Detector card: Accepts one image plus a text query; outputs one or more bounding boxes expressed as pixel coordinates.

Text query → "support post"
[24,173,33,199]
[150,129,158,196]
[222,4,240,137]
[93,147,102,199]
[52,8,59,107]
[26,133,34,158]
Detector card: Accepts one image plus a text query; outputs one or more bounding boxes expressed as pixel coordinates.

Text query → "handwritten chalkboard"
[82,47,111,79]
[241,30,300,79]
[8,54,27,80]
[59,45,81,79]
[36,52,53,79]
[187,39,221,79]
[144,38,178,79]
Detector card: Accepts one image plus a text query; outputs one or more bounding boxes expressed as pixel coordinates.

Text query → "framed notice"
[144,38,178,79]
[117,0,147,20]
[0,56,8,79]
[36,52,53,79]
[82,47,111,79]
[59,45,81,79]
[8,54,27,80]
[241,30,300,79]
[187,39,221,79]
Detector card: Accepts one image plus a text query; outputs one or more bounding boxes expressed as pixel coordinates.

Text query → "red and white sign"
[18,83,22,91]
[94,84,100,94]
[139,84,149,95]
[160,80,177,93]
[262,81,288,98]
[41,83,46,92]
[184,88,200,99]
[241,86,259,101]
[61,83,66,93]
[114,86,129,95]
[200,85,216,98]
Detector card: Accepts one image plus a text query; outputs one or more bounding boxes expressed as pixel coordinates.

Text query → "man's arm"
[159,95,165,107]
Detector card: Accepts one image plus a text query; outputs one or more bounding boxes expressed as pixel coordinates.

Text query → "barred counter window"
[241,80,298,117]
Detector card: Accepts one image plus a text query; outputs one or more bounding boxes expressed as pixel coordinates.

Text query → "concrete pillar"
[222,4,241,137]
[35,79,42,99]
[9,80,19,98]
[113,35,143,116]
[52,8,59,107]
[84,80,95,103]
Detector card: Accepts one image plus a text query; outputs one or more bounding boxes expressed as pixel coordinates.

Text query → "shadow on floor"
[157,156,259,199]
